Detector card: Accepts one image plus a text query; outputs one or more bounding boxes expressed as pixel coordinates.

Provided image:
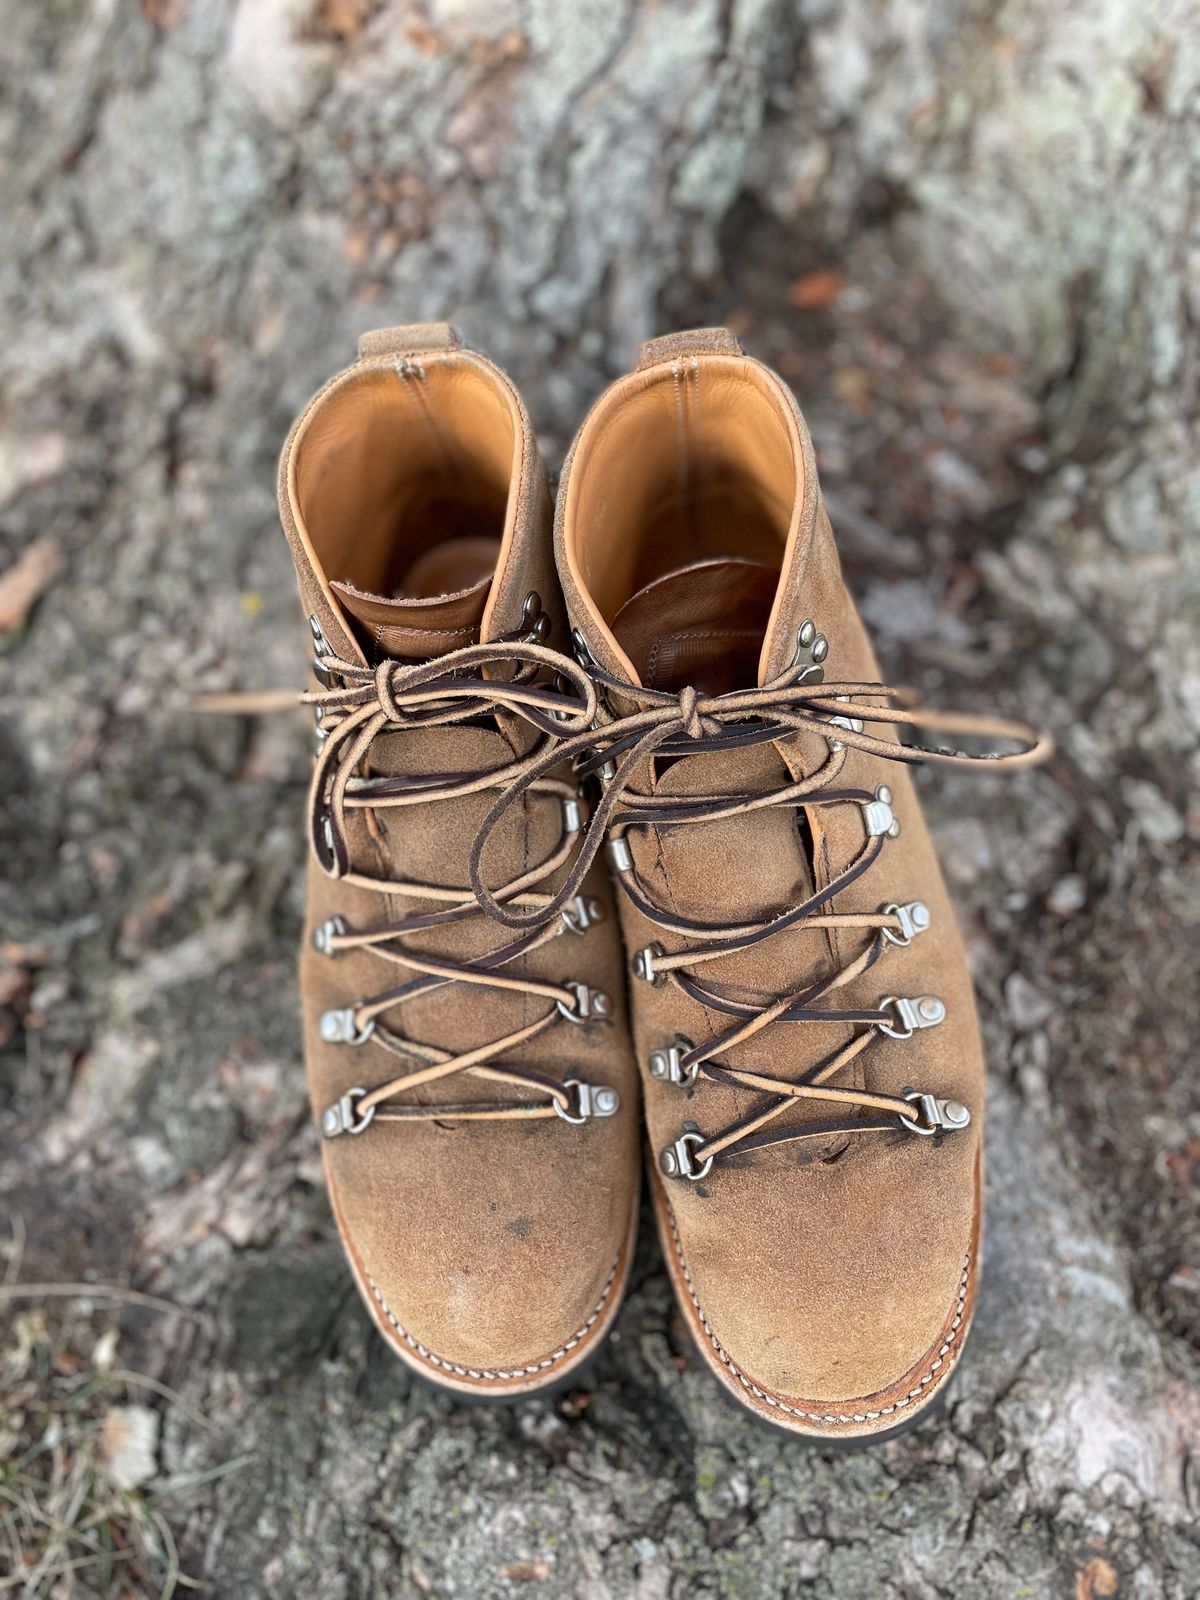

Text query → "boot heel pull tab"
[636,327,742,369]
[357,322,462,360]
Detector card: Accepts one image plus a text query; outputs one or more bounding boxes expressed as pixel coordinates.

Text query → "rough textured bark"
[1,2,1197,1598]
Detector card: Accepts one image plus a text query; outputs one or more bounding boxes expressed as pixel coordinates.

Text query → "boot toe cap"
[662,1139,978,1416]
[325,1120,635,1388]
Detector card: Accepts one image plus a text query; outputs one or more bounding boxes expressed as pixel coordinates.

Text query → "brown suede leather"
[277,325,640,1396]
[553,330,1044,1438]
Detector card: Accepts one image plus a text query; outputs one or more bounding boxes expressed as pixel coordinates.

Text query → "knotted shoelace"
[470,646,1051,1179]
[305,628,623,1139]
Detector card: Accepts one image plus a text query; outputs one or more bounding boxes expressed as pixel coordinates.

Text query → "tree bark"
[1,2,1196,1597]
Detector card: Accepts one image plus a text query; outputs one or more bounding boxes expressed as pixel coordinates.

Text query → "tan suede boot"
[474,328,1049,1439]
[277,324,640,1397]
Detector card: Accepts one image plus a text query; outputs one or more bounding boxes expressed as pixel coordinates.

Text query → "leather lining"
[611,556,779,693]
[292,359,515,599]
[564,357,799,641]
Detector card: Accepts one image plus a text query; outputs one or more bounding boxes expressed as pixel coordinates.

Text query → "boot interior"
[566,357,801,690]
[290,358,517,599]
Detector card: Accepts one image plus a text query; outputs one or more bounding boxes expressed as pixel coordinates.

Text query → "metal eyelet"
[897,1089,971,1137]
[319,1007,377,1046]
[573,749,618,786]
[312,915,348,956]
[553,1079,621,1124]
[570,626,595,666]
[308,617,340,738]
[606,836,633,873]
[556,982,612,1024]
[877,995,947,1040]
[659,1131,714,1181]
[631,943,665,985]
[827,693,864,752]
[308,614,342,690]
[648,1036,698,1087]
[880,901,931,948]
[862,784,902,839]
[560,895,604,934]
[791,618,829,684]
[521,592,551,644]
[321,1087,376,1139]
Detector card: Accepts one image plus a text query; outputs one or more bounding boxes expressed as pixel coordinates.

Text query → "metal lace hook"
[321,1087,376,1139]
[897,1089,971,1137]
[659,1131,713,1181]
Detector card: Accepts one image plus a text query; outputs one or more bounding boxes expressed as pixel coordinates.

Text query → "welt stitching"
[365,1253,620,1382]
[664,1198,969,1425]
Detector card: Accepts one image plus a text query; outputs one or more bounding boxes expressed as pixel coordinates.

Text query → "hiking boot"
[477,327,1048,1438]
[277,323,639,1397]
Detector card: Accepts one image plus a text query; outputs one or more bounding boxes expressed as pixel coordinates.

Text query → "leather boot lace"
[306,627,624,1139]
[470,645,1051,1179]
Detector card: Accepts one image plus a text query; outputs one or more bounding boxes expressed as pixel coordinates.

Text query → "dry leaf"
[1076,1556,1119,1600]
[0,536,65,630]
[101,1404,160,1490]
[314,0,372,40]
[142,0,184,28]
[406,23,447,56]
[832,365,873,415]
[343,225,371,265]
[788,270,847,310]
[92,1327,120,1373]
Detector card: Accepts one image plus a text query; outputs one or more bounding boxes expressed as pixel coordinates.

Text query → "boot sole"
[705,1337,957,1447]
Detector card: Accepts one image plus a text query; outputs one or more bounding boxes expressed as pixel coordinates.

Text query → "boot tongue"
[330,535,499,662]
[611,558,778,694]
[606,555,820,1002]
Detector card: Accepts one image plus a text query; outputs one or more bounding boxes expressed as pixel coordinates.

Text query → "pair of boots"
[277,322,1046,1442]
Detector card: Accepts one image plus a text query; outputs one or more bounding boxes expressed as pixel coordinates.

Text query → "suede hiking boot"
[474,328,1049,1439]
[277,323,639,1397]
